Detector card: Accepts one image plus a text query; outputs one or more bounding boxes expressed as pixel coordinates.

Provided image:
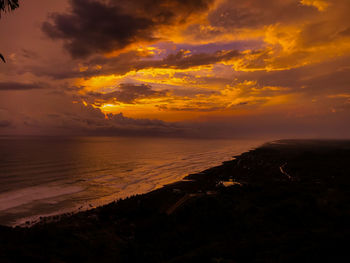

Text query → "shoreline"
[1,139,349,262]
[0,138,265,228]
[4,141,265,228]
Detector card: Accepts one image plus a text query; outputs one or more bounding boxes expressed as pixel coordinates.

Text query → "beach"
[0,139,349,262]
[0,136,263,226]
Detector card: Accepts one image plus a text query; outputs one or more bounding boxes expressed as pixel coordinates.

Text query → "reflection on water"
[0,136,266,226]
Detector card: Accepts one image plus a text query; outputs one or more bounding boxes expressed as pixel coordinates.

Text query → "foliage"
[0,0,19,62]
[0,0,19,14]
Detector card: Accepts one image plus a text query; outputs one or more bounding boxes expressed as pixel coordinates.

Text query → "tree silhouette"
[0,0,19,13]
[0,0,19,62]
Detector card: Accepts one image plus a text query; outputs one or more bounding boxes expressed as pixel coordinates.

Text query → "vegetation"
[0,140,349,262]
[0,0,19,62]
[0,0,19,13]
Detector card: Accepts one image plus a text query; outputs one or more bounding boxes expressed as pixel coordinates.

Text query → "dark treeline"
[0,140,349,262]
[0,0,19,62]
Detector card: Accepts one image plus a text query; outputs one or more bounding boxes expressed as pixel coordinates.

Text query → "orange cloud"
[47,0,350,124]
[79,79,295,121]
[300,0,329,11]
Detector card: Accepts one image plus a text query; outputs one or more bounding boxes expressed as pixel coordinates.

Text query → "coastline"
[1,139,349,262]
[14,140,266,228]
[0,137,264,227]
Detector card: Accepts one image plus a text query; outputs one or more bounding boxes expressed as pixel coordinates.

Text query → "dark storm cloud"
[42,0,214,58]
[42,0,153,58]
[84,83,167,104]
[0,82,44,91]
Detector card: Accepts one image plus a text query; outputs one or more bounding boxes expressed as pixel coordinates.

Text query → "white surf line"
[0,185,84,212]
[279,163,293,180]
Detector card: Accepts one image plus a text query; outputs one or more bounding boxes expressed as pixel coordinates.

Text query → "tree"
[0,0,19,62]
[0,0,19,14]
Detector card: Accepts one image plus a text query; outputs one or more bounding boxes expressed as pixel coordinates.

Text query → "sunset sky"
[0,0,349,137]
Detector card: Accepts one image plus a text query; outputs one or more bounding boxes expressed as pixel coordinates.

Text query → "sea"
[0,136,267,226]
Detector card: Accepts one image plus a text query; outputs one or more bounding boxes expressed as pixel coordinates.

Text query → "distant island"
[0,140,349,262]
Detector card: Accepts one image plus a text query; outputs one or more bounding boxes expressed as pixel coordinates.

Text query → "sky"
[0,0,349,138]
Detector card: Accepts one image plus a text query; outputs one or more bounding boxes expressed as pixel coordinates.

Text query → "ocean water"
[0,136,266,226]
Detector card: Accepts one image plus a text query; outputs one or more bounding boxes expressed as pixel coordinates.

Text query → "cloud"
[300,0,329,11]
[83,80,291,118]
[0,120,11,127]
[42,0,214,58]
[84,83,167,104]
[0,89,187,136]
[208,0,317,29]
[0,109,12,128]
[1,82,349,138]
[26,47,241,81]
[234,55,350,96]
[0,82,45,91]
[136,49,240,70]
[157,80,289,113]
[339,27,350,36]
[3,0,350,139]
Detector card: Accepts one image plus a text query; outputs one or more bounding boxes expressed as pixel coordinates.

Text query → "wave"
[0,185,84,212]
